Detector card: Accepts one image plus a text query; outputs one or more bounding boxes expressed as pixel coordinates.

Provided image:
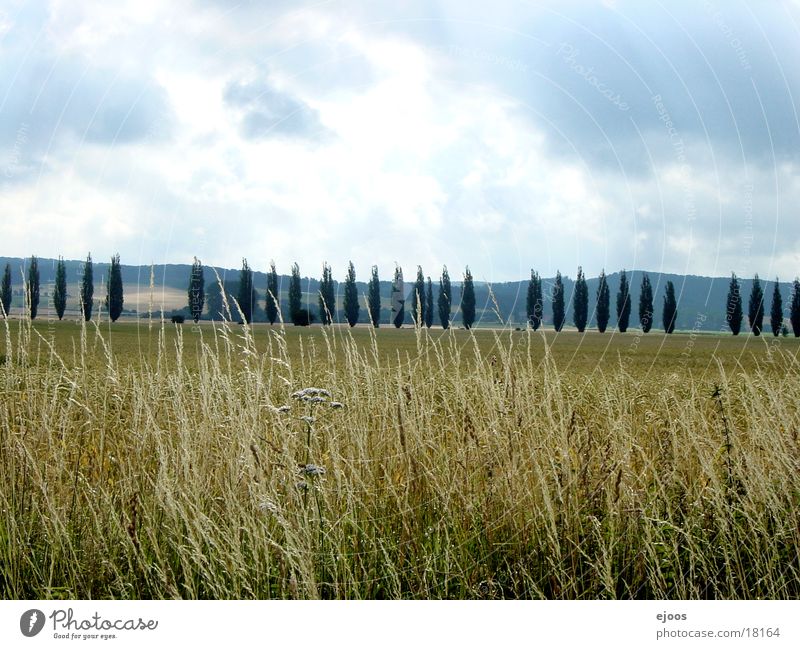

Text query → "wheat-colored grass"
[1,314,799,599]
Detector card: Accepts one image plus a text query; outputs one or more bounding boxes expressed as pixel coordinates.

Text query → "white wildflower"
[291,387,332,402]
[269,404,291,414]
[329,401,344,409]
[257,498,279,515]
[299,464,326,477]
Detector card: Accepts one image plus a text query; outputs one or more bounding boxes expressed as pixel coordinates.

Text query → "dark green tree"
[596,269,610,333]
[391,265,404,328]
[748,273,764,335]
[526,270,543,330]
[424,277,434,328]
[438,266,452,330]
[343,261,359,327]
[53,257,67,320]
[27,256,40,319]
[726,272,743,335]
[552,270,565,332]
[770,279,783,337]
[237,258,256,324]
[573,266,588,332]
[318,262,335,325]
[411,266,426,327]
[616,269,631,332]
[791,278,800,337]
[461,266,476,329]
[368,265,381,327]
[289,263,303,325]
[639,272,654,333]
[188,257,205,322]
[266,261,279,325]
[663,281,677,333]
[107,254,124,322]
[1,263,11,318]
[206,279,223,320]
[80,253,94,321]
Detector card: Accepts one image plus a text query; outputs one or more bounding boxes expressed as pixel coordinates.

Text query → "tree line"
[201,259,473,329]
[3,255,800,337]
[1,253,121,322]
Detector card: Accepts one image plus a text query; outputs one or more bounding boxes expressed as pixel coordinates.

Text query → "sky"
[1,0,799,282]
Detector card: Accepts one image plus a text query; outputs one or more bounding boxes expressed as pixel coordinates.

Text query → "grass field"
[2,316,799,599]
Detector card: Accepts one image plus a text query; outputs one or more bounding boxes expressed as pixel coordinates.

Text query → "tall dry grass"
[1,313,799,599]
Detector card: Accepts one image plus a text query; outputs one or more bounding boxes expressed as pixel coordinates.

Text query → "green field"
[7,318,797,373]
[2,317,799,599]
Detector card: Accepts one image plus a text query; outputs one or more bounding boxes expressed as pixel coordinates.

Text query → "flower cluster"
[291,387,332,402]
[299,463,326,477]
[257,498,279,515]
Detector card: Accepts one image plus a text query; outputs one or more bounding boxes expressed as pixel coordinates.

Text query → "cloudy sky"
[1,0,799,282]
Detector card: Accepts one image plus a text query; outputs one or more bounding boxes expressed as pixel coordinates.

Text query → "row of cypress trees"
[0,254,123,322]
[527,269,680,334]
[211,259,476,329]
[526,268,800,336]
[724,273,797,336]
[5,255,800,337]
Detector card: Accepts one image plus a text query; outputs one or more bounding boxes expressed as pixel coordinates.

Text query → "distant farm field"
[1,318,799,599]
[6,318,797,373]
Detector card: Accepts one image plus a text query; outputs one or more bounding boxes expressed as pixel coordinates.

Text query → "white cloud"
[0,0,798,283]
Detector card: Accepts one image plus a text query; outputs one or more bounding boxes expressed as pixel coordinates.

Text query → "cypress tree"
[770,279,783,337]
[411,266,426,327]
[425,277,434,328]
[318,262,335,325]
[748,273,764,335]
[80,253,94,321]
[237,258,256,324]
[791,278,800,337]
[438,266,452,330]
[289,263,302,325]
[266,261,279,325]
[616,269,631,332]
[343,261,359,327]
[188,257,205,322]
[391,265,404,328]
[27,256,40,319]
[107,254,124,322]
[368,265,381,327]
[461,266,476,329]
[639,272,653,333]
[53,257,67,320]
[596,269,610,333]
[552,270,565,332]
[663,281,677,333]
[726,272,743,335]
[573,266,588,332]
[206,279,223,320]
[1,263,11,318]
[526,270,543,330]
